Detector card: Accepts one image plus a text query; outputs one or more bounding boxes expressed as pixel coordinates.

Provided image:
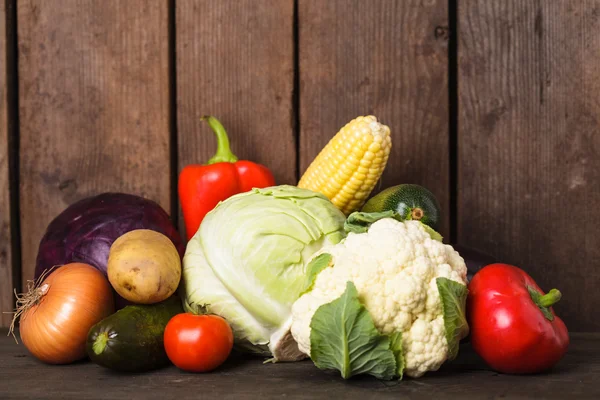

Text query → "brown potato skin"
[107,229,181,304]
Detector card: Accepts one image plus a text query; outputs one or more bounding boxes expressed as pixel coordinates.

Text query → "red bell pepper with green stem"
[467,263,569,374]
[178,116,275,240]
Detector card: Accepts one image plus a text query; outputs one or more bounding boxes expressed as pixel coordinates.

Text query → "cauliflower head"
[290,218,468,378]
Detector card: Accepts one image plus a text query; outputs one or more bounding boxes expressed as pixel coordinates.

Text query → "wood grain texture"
[17,0,171,288]
[0,0,15,326]
[458,1,600,330]
[176,0,296,236]
[0,329,598,399]
[298,0,450,236]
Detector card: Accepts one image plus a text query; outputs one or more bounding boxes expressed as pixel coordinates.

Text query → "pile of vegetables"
[8,115,568,380]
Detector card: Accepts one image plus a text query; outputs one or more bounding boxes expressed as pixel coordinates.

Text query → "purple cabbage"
[34,193,185,308]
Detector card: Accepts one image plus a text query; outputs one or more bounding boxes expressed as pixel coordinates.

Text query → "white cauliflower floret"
[290,219,467,378]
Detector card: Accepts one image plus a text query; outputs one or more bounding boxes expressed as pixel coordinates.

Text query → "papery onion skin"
[20,263,114,364]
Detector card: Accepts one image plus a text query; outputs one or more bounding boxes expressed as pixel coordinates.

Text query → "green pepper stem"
[538,288,562,308]
[202,116,239,165]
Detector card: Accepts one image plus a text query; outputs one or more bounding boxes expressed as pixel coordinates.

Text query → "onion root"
[7,266,57,343]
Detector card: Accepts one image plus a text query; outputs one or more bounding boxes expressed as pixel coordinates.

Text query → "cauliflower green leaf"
[436,277,469,360]
[419,223,443,242]
[309,281,404,380]
[344,210,401,233]
[303,253,333,294]
[389,331,405,379]
[345,211,443,242]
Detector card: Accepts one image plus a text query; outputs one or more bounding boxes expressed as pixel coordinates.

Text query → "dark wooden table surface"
[0,330,598,399]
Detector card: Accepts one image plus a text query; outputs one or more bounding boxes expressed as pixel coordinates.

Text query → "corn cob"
[298,116,392,215]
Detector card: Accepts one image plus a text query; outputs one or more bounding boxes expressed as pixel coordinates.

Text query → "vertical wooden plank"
[459,1,600,331]
[176,0,296,234]
[0,0,15,326]
[18,0,171,288]
[299,0,450,237]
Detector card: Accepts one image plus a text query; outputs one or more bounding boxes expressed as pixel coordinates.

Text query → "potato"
[107,229,181,304]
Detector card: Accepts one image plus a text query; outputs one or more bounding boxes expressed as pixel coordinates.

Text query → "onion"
[10,263,114,364]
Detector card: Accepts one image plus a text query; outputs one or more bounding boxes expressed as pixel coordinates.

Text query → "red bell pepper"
[467,263,569,374]
[178,116,275,240]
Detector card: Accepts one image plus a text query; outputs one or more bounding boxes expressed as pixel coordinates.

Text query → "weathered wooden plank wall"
[0,0,16,327]
[299,0,450,237]
[176,0,296,237]
[458,0,600,331]
[16,0,172,288]
[0,0,598,331]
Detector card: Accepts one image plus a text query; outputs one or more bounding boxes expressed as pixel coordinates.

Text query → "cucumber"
[361,184,441,230]
[86,296,183,372]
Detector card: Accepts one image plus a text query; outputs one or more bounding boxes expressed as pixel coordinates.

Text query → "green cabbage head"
[182,185,346,359]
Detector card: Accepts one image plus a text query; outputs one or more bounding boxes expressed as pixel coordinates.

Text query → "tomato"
[164,313,234,372]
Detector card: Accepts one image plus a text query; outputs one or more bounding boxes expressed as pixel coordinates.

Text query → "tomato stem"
[202,116,239,165]
[538,288,562,308]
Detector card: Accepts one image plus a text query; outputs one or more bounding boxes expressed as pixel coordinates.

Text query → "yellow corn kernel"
[298,116,392,215]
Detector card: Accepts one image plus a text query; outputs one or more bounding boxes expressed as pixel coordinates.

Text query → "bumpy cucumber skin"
[86,296,183,372]
[361,184,442,230]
